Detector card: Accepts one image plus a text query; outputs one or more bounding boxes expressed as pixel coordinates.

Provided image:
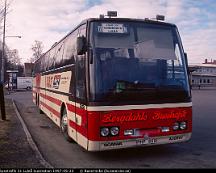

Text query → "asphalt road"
[5,89,216,168]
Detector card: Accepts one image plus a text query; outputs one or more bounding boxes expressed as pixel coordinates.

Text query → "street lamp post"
[1,0,7,83]
[1,35,22,83]
[0,0,21,121]
[0,0,21,83]
[0,0,7,121]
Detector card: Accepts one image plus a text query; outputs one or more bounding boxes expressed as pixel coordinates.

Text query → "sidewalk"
[0,98,44,168]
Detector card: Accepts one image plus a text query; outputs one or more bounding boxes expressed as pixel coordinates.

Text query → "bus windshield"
[89,21,190,104]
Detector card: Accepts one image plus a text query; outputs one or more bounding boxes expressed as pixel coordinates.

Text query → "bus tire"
[37,95,43,114]
[60,108,73,142]
[35,94,38,105]
[26,86,32,90]
[39,109,43,114]
[36,93,39,106]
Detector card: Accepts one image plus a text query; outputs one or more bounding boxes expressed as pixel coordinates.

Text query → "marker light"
[107,11,117,17]
[100,127,109,137]
[156,15,165,21]
[110,127,119,136]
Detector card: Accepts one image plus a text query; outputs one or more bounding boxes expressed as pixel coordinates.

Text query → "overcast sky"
[4,0,216,64]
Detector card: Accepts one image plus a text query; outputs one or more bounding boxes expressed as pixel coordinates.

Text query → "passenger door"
[75,24,88,149]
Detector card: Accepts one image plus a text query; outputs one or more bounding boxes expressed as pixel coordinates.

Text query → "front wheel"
[37,95,43,114]
[26,86,32,90]
[60,108,73,142]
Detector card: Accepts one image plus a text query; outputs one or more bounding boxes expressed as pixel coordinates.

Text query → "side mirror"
[77,36,87,55]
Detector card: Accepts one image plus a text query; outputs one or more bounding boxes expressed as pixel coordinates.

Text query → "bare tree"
[0,2,5,34]
[0,0,13,82]
[30,40,44,63]
[4,47,23,77]
[0,0,12,35]
[6,48,21,65]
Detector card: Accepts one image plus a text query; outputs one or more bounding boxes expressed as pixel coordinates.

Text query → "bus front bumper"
[88,132,192,151]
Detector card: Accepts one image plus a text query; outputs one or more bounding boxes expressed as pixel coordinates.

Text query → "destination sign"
[98,23,127,33]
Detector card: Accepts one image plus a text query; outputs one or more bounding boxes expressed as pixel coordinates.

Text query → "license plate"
[149,138,157,144]
[136,138,157,145]
[136,139,149,145]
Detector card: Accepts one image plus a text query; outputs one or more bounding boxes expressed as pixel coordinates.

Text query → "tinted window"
[55,42,65,68]
[78,24,86,37]
[62,30,77,66]
[41,54,46,72]
[48,47,57,70]
[90,21,190,103]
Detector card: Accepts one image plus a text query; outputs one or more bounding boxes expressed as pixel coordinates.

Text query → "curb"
[12,99,53,168]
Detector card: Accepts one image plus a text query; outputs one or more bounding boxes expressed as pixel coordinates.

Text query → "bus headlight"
[173,122,179,131]
[110,127,119,136]
[100,127,109,137]
[180,122,187,130]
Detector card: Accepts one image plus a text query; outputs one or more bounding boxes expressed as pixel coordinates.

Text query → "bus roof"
[80,17,176,28]
[34,17,177,63]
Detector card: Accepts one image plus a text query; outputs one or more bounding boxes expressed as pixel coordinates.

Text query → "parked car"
[17,77,33,90]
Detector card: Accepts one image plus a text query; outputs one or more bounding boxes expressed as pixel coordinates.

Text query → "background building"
[189,59,216,88]
[24,63,34,77]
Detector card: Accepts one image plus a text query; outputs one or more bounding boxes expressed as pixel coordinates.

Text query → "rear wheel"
[35,94,38,105]
[37,95,43,114]
[39,109,43,114]
[61,108,73,142]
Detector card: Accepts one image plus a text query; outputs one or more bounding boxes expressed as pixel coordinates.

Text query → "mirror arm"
[89,48,93,64]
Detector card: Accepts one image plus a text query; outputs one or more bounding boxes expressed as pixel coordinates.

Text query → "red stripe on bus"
[40,93,62,106]
[36,94,88,138]
[69,120,88,138]
[38,99,88,138]
[66,103,88,114]
[66,103,76,113]
[40,101,60,118]
[67,103,88,138]
[69,120,76,129]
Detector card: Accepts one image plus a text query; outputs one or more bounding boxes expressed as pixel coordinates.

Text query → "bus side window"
[78,24,86,37]
[62,30,77,66]
[55,43,65,68]
[49,48,57,70]
[41,54,46,72]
